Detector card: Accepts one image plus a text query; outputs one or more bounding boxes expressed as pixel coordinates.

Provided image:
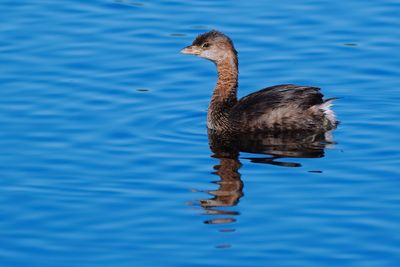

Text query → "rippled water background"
[1,0,400,266]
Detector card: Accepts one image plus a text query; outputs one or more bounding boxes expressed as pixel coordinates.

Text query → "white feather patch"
[320,99,337,125]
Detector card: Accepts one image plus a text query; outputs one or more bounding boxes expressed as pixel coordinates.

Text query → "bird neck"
[212,56,238,104]
[207,55,238,131]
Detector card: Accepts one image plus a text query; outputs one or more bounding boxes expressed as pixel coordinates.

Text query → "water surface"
[1,0,400,266]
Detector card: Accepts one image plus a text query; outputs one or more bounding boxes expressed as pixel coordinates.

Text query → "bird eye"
[202,42,210,48]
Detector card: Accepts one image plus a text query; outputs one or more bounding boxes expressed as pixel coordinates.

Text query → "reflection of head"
[201,157,243,208]
[200,156,243,225]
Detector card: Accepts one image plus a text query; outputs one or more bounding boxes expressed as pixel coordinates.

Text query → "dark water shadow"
[197,129,335,246]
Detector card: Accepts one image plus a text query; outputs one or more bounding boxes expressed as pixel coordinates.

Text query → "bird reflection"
[201,155,243,225]
[198,129,335,227]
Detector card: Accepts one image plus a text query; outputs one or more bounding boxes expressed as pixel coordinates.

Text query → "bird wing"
[232,84,324,115]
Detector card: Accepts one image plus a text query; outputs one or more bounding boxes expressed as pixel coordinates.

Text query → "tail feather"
[320,98,338,125]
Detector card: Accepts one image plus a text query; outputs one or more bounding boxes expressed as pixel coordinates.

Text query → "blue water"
[1,0,400,266]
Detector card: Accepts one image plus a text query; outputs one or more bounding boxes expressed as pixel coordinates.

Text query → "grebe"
[181,30,338,133]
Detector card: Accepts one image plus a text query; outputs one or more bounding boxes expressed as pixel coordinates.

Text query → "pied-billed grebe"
[181,30,338,133]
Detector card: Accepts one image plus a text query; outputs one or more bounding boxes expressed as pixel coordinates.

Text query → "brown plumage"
[181,30,338,133]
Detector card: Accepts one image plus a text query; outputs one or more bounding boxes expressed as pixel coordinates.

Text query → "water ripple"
[1,0,400,266]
